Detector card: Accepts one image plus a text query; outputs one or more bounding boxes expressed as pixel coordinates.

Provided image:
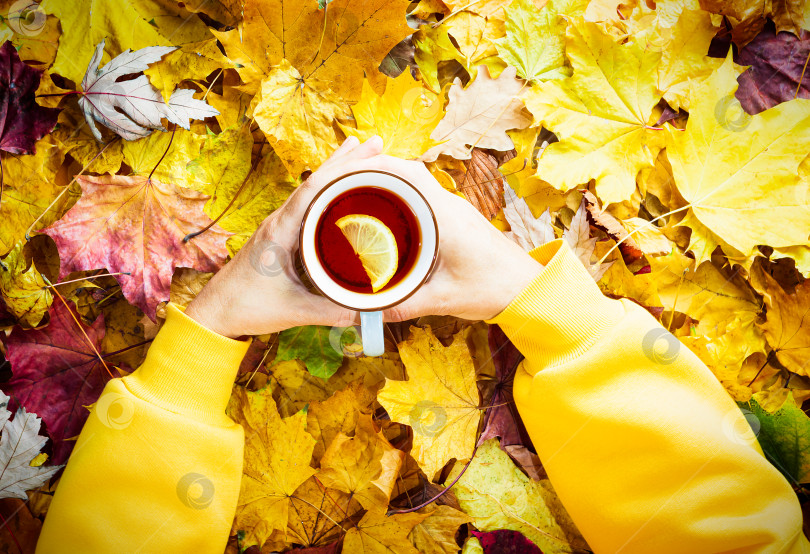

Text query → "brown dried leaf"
[582,190,643,264]
[446,149,506,220]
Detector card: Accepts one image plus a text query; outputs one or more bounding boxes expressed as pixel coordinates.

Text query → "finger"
[283,138,385,212]
[320,135,381,171]
[309,153,429,192]
[343,135,383,160]
[272,149,432,240]
[328,135,361,160]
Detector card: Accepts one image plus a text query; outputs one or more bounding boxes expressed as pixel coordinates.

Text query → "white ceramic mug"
[299,170,439,356]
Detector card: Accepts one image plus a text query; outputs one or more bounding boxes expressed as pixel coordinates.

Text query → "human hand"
[184,136,385,338]
[325,154,545,321]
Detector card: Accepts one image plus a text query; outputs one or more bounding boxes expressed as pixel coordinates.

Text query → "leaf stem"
[309,3,329,66]
[666,267,688,331]
[796,48,810,100]
[39,272,131,290]
[46,278,115,379]
[596,204,691,267]
[313,475,351,520]
[388,378,506,515]
[747,350,774,387]
[290,494,348,533]
[202,68,224,102]
[183,146,261,243]
[244,336,275,389]
[0,508,22,554]
[35,91,81,98]
[101,339,153,360]
[388,438,482,514]
[147,124,176,184]
[433,0,485,28]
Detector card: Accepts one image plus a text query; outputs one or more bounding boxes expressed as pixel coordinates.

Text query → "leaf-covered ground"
[1,0,809,551]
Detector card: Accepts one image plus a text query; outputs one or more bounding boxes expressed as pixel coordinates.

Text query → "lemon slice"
[336,214,399,292]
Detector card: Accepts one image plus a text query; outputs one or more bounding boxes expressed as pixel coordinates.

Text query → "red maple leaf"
[0,41,60,154]
[735,25,810,114]
[3,301,111,465]
[43,174,231,319]
[480,325,534,450]
[471,529,543,554]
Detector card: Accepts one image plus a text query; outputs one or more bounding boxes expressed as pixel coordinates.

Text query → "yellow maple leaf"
[597,248,662,308]
[495,0,570,82]
[205,71,253,131]
[666,54,810,260]
[339,72,444,159]
[51,105,124,174]
[144,38,232,103]
[552,0,591,16]
[182,125,297,249]
[181,0,243,26]
[227,386,316,547]
[40,0,211,85]
[306,380,376,461]
[268,354,401,417]
[0,137,76,256]
[0,242,52,327]
[377,326,480,481]
[413,11,508,92]
[584,0,631,21]
[651,0,704,26]
[214,0,412,101]
[317,415,404,511]
[0,2,60,68]
[501,127,569,214]
[648,249,766,373]
[285,475,361,547]
[184,124,253,197]
[408,505,472,554]
[441,0,512,18]
[252,59,350,175]
[622,218,673,256]
[343,510,428,554]
[642,9,722,111]
[753,264,810,376]
[773,245,810,278]
[523,17,664,204]
[121,129,206,188]
[449,439,579,553]
[444,11,506,80]
[413,22,466,93]
[649,249,761,333]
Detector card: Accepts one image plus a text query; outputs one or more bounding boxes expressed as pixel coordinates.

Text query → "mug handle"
[360,311,385,356]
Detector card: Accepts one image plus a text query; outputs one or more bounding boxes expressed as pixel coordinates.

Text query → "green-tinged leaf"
[449,439,576,554]
[495,0,569,82]
[276,325,361,379]
[0,242,52,327]
[745,396,810,485]
[742,392,810,484]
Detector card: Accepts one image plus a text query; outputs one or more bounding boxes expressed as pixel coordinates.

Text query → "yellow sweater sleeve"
[487,239,810,554]
[36,303,250,553]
